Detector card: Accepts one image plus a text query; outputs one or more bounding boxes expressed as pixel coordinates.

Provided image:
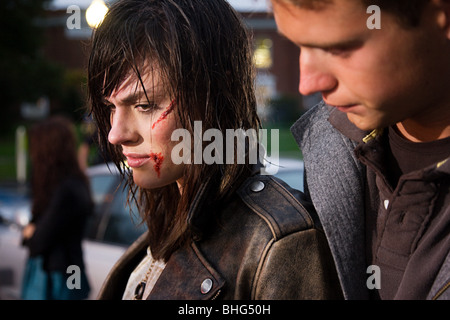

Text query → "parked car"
[0,157,304,299]
[0,163,146,300]
[264,156,304,192]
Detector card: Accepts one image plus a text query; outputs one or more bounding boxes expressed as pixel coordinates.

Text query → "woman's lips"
[124,153,150,168]
[123,153,164,177]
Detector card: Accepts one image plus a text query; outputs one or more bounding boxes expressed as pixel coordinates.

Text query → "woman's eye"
[136,103,158,112]
[106,104,116,114]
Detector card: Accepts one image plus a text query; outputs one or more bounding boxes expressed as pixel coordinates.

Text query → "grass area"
[0,132,18,182]
[262,121,303,160]
[0,121,302,182]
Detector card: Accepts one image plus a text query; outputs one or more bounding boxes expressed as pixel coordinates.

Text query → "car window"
[89,175,118,206]
[102,182,147,246]
[274,171,304,191]
[84,174,120,241]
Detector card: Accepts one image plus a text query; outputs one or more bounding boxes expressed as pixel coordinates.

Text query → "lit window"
[253,38,273,69]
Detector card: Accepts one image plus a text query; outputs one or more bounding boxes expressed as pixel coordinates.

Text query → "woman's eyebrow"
[102,96,113,105]
[118,90,145,105]
[103,87,165,106]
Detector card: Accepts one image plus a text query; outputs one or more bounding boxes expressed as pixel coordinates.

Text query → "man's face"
[272,0,450,131]
[106,69,185,190]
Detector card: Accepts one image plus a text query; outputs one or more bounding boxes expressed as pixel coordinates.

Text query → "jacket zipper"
[210,289,221,300]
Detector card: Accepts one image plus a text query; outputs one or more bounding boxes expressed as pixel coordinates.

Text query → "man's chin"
[346,113,378,132]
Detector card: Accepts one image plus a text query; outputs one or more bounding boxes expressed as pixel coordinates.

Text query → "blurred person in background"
[21,115,92,300]
[88,0,342,300]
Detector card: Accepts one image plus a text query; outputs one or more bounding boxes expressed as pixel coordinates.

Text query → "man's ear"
[433,0,450,38]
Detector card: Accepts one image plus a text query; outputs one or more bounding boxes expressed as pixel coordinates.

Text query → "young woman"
[89,0,342,300]
[22,115,92,300]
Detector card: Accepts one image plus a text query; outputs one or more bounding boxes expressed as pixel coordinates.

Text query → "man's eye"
[324,41,363,58]
[326,47,347,56]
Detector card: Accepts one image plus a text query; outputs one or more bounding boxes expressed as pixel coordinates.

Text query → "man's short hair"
[277,0,429,27]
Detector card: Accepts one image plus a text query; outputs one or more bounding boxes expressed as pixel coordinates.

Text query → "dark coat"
[97,174,343,300]
[25,177,92,272]
[292,101,450,300]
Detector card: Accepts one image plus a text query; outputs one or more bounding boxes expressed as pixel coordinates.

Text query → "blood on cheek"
[149,152,164,178]
[152,99,175,130]
[148,100,174,178]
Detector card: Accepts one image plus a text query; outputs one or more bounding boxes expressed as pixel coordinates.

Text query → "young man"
[270,0,450,299]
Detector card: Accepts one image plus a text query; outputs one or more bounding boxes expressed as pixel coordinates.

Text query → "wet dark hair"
[276,0,429,27]
[88,0,260,261]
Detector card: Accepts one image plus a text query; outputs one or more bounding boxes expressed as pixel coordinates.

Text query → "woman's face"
[106,69,186,190]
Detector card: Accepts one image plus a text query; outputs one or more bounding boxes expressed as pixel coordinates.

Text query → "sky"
[48,0,271,12]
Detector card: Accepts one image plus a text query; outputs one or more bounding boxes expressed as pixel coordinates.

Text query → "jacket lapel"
[148,242,225,300]
[291,102,369,299]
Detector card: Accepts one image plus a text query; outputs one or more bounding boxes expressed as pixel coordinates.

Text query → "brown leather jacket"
[97,174,343,300]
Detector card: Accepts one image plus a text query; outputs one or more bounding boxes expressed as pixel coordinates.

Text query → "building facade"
[42,0,305,121]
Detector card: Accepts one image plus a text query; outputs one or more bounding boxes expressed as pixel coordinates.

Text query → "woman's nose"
[108,108,137,146]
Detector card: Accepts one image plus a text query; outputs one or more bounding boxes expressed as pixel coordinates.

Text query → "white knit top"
[122,246,166,300]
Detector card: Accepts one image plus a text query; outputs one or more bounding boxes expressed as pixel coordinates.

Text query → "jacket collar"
[436,157,450,174]
[328,106,370,143]
[186,162,263,239]
[291,101,370,299]
[148,242,226,300]
[186,174,218,240]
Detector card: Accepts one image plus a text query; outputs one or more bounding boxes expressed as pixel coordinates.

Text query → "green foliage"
[0,0,67,133]
[266,94,304,126]
[0,0,89,179]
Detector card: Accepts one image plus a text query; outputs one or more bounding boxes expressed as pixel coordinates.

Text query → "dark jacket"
[354,127,450,300]
[98,173,343,300]
[291,101,450,300]
[25,177,93,272]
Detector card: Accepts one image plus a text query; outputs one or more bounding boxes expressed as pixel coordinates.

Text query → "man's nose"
[298,50,337,96]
